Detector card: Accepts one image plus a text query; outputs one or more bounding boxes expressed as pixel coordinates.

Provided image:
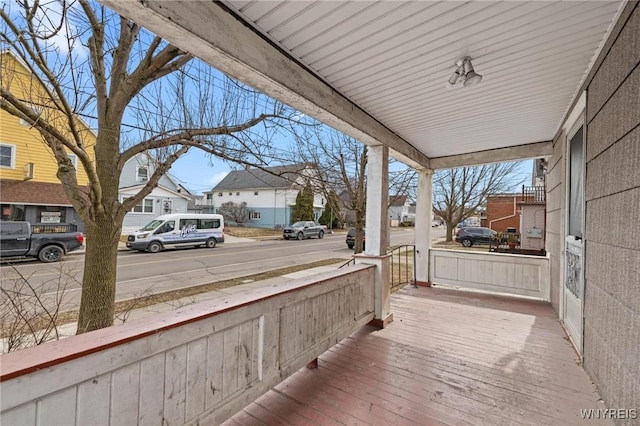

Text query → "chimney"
[245,165,251,170]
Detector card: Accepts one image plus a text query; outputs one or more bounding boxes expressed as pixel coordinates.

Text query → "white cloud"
[33,0,89,59]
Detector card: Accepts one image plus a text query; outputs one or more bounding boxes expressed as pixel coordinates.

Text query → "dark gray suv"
[455,227,498,247]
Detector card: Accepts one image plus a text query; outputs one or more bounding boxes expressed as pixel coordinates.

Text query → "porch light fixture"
[446,57,483,88]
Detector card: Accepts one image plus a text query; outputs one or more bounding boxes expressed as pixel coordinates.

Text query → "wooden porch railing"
[0,265,376,426]
[429,248,550,300]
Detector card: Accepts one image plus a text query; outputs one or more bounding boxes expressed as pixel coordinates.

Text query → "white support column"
[364,145,389,256]
[356,145,392,328]
[415,169,433,286]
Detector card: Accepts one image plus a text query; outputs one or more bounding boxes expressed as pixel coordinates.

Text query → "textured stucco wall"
[583,3,640,421]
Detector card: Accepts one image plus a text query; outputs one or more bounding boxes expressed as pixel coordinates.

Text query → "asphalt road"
[1,227,445,312]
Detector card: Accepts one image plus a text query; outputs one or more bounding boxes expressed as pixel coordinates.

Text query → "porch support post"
[355,145,392,328]
[415,168,433,287]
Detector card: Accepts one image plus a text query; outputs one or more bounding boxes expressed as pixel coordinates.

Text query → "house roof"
[389,195,408,207]
[211,164,309,191]
[0,179,88,206]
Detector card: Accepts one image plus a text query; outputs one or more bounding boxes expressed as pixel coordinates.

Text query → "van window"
[199,219,221,229]
[180,219,199,229]
[155,221,175,234]
[141,219,163,232]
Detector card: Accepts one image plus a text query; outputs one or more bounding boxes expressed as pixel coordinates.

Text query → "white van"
[126,214,224,253]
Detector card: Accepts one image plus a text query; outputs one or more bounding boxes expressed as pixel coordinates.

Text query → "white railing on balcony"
[429,248,550,301]
[0,265,375,426]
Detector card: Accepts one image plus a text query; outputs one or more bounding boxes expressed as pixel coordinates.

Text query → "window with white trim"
[67,154,78,174]
[132,198,154,213]
[0,144,16,168]
[136,166,149,182]
[250,211,261,220]
[19,104,43,126]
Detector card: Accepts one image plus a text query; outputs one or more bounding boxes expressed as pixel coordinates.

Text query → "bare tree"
[433,162,525,241]
[1,1,302,332]
[293,128,367,253]
[217,201,251,225]
[0,264,78,352]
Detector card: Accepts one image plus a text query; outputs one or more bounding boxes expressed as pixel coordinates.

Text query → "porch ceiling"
[98,1,624,169]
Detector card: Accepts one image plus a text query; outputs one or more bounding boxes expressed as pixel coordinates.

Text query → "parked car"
[346,228,365,249]
[282,221,325,240]
[455,226,499,247]
[0,221,84,262]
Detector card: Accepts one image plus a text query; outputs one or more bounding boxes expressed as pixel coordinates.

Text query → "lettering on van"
[180,224,198,238]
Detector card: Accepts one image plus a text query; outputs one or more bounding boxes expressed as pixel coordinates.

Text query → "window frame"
[136,165,149,182]
[250,211,261,220]
[0,143,16,169]
[19,104,43,126]
[67,153,78,175]
[132,198,154,213]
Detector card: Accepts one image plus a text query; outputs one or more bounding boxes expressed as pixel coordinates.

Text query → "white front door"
[563,123,584,353]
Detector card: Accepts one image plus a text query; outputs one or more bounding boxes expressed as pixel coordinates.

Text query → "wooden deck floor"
[224,287,610,426]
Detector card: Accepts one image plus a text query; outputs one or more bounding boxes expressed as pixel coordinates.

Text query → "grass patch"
[225,226,283,238]
[433,240,489,252]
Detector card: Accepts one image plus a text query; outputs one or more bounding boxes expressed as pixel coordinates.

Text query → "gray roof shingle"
[211,164,309,191]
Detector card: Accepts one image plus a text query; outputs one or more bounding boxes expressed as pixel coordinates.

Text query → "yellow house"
[0,51,95,230]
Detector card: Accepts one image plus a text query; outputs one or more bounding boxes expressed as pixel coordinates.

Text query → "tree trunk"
[446,223,454,242]
[76,215,122,333]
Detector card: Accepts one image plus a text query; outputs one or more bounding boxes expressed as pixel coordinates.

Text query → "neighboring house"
[388,195,415,225]
[484,184,547,250]
[0,51,96,232]
[119,153,192,233]
[206,164,324,228]
[485,194,521,232]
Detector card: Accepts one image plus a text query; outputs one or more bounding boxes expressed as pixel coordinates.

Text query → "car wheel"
[283,236,289,240]
[318,231,324,239]
[461,239,473,247]
[347,244,354,249]
[147,241,162,253]
[38,245,64,262]
[297,232,304,240]
[205,238,217,248]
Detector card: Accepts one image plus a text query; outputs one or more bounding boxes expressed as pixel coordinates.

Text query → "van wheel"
[318,231,324,239]
[205,238,217,248]
[147,241,162,253]
[38,245,64,262]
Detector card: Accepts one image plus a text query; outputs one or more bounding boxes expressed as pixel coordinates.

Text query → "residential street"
[1,228,446,313]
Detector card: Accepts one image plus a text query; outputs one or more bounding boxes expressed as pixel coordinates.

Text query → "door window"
[568,126,584,238]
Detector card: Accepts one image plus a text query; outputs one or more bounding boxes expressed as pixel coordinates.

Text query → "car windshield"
[291,221,307,227]
[140,220,164,232]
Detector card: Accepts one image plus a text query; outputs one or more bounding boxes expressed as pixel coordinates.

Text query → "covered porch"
[1,0,637,424]
[226,286,609,426]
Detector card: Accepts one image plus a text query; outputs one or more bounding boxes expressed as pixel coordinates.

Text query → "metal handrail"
[339,245,416,292]
[388,244,416,291]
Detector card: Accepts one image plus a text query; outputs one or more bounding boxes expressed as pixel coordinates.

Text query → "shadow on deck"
[226,287,609,425]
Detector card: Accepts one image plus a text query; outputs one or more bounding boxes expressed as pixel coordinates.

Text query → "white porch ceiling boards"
[99,0,624,168]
